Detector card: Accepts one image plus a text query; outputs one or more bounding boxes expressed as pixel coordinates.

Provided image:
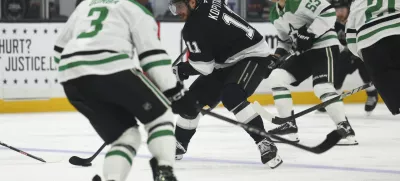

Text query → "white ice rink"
[0,104,400,181]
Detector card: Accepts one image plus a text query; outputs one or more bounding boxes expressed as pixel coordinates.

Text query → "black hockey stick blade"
[271,82,373,124]
[0,141,46,163]
[172,48,188,66]
[69,143,107,167]
[200,109,342,154]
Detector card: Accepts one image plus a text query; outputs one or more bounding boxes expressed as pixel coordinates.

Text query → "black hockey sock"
[245,115,266,144]
[175,126,196,146]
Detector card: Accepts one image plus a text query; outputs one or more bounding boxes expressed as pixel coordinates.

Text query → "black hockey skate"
[365,90,378,115]
[336,119,358,146]
[175,141,188,160]
[257,138,283,169]
[150,158,178,181]
[268,112,299,143]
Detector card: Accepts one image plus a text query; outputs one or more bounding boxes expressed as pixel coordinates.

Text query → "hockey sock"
[103,127,141,181]
[175,114,201,145]
[175,126,196,145]
[232,101,266,143]
[315,83,346,124]
[146,111,175,167]
[272,87,293,118]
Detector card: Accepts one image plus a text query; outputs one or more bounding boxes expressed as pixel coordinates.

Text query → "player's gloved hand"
[295,25,315,53]
[172,62,191,82]
[265,54,281,70]
[163,82,199,118]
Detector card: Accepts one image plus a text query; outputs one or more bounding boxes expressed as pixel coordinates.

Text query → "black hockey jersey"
[182,0,270,75]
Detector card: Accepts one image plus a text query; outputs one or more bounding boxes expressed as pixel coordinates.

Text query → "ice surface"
[0,104,399,181]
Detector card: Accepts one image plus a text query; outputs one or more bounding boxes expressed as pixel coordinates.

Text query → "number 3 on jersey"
[78,7,109,39]
[222,13,254,39]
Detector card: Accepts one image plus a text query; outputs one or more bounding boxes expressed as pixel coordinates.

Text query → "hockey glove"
[172,62,199,82]
[163,82,199,118]
[265,54,281,70]
[295,25,315,53]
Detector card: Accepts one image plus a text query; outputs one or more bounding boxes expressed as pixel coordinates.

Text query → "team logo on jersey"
[288,24,299,49]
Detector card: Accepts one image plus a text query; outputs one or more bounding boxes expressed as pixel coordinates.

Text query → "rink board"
[0,23,379,113]
[0,91,383,113]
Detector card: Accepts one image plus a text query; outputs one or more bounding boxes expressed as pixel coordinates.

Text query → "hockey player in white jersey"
[316,0,378,115]
[54,0,198,181]
[266,0,358,145]
[346,0,400,115]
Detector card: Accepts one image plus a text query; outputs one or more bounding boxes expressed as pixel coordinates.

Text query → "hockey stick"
[199,109,342,154]
[254,82,374,125]
[69,143,107,167]
[172,48,188,66]
[0,141,46,163]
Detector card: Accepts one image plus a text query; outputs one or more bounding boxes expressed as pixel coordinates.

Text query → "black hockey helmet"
[330,0,352,8]
[169,0,201,15]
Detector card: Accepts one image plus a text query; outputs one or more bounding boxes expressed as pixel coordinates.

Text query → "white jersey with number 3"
[54,0,176,91]
[346,0,400,57]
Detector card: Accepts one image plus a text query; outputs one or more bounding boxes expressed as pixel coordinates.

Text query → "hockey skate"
[336,119,358,146]
[365,90,378,115]
[150,157,178,181]
[175,141,188,160]
[268,113,299,143]
[257,138,283,169]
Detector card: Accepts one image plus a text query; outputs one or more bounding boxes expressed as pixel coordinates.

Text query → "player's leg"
[174,75,222,160]
[267,53,312,141]
[62,75,142,181]
[311,46,358,145]
[118,69,178,181]
[222,58,282,168]
[355,59,378,113]
[361,35,400,115]
[318,49,353,113]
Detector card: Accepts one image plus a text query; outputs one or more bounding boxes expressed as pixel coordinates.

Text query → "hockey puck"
[69,156,93,167]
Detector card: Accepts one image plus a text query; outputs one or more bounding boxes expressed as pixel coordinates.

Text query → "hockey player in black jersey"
[169,0,283,168]
[317,0,378,115]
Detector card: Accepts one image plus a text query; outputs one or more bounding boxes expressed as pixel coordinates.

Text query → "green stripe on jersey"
[320,12,336,17]
[128,0,153,17]
[58,54,129,71]
[358,22,400,42]
[142,59,171,72]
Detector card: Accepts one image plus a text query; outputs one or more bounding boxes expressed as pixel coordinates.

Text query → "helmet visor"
[169,1,188,16]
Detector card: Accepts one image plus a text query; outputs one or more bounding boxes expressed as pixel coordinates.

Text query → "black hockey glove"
[172,62,199,82]
[265,54,281,70]
[163,82,199,118]
[295,25,315,53]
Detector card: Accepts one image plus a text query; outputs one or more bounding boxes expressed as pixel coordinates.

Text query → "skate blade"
[175,154,183,160]
[336,136,358,146]
[365,111,373,116]
[272,133,300,143]
[265,155,283,169]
